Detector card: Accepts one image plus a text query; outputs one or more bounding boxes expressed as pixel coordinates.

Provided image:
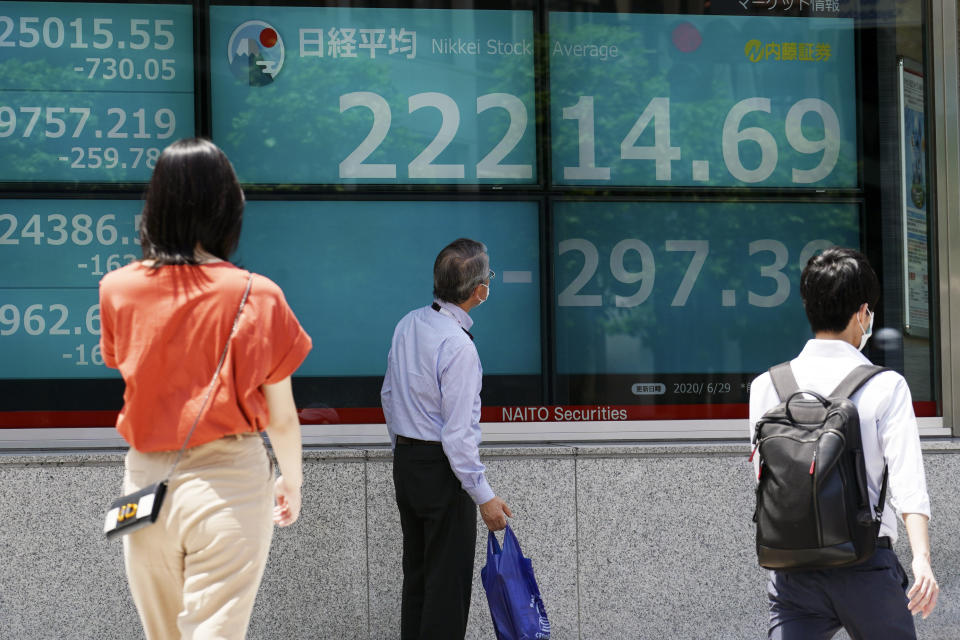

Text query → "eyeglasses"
[487,269,495,281]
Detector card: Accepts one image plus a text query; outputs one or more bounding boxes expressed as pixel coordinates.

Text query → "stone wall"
[2,441,958,639]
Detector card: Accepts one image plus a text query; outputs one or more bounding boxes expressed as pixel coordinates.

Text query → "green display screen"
[2,2,911,428]
[0,2,195,183]
[209,6,535,184]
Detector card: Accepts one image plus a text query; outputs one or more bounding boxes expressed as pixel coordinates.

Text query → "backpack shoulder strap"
[769,362,800,402]
[830,364,889,399]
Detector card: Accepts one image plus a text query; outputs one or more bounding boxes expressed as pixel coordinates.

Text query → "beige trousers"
[122,433,274,640]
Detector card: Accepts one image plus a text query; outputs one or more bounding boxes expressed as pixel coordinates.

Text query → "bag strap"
[487,530,502,556]
[768,362,800,402]
[829,364,889,399]
[875,465,889,521]
[164,272,254,479]
[831,364,889,523]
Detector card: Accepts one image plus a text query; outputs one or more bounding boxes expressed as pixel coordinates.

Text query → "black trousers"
[393,442,477,640]
[767,548,916,639]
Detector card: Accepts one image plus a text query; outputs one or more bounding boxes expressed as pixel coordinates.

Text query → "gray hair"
[433,238,489,304]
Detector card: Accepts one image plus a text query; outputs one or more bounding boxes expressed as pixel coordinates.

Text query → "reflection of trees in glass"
[549,22,651,179]
[550,19,857,187]
[223,58,406,184]
[484,45,535,175]
[555,202,860,373]
[223,41,536,184]
[549,20,738,185]
[1,60,89,91]
[0,61,120,181]
[0,127,64,182]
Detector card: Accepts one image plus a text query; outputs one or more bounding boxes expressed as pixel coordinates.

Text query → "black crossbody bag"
[103,273,253,540]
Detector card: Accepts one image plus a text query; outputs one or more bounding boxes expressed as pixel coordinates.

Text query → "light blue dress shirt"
[381,299,494,505]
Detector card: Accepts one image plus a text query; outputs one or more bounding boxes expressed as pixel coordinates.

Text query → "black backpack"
[751,362,889,571]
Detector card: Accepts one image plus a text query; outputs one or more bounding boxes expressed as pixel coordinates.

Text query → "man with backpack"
[749,247,938,639]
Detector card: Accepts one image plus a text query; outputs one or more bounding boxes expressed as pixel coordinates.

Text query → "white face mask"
[858,308,874,352]
[476,282,489,306]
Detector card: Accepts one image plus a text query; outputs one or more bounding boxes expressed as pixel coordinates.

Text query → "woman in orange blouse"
[99,138,312,639]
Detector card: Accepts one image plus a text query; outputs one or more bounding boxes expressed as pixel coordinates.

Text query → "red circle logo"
[672,22,702,53]
[259,28,278,48]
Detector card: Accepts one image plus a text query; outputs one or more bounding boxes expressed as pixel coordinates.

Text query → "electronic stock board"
[0,2,194,183]
[1,3,865,425]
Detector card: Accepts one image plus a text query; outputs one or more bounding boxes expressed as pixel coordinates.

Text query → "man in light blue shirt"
[381,238,512,640]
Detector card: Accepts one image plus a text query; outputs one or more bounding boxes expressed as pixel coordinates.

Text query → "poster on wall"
[0,2,195,183]
[897,57,929,337]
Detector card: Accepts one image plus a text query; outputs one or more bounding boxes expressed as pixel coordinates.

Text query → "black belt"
[877,536,892,549]
[396,434,441,446]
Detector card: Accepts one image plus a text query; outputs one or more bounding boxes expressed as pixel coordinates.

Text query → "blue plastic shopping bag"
[481,524,551,640]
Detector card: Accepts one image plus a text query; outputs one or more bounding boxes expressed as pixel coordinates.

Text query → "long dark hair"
[140,138,244,265]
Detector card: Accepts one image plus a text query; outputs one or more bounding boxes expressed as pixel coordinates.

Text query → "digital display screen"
[209,6,536,184]
[0,198,540,386]
[0,199,139,378]
[0,2,195,183]
[235,200,541,377]
[549,13,856,187]
[553,201,859,404]
[3,4,912,429]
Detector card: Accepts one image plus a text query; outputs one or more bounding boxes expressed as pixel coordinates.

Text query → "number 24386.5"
[0,213,140,246]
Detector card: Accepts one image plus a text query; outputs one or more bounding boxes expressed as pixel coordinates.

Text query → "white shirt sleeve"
[875,375,931,519]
